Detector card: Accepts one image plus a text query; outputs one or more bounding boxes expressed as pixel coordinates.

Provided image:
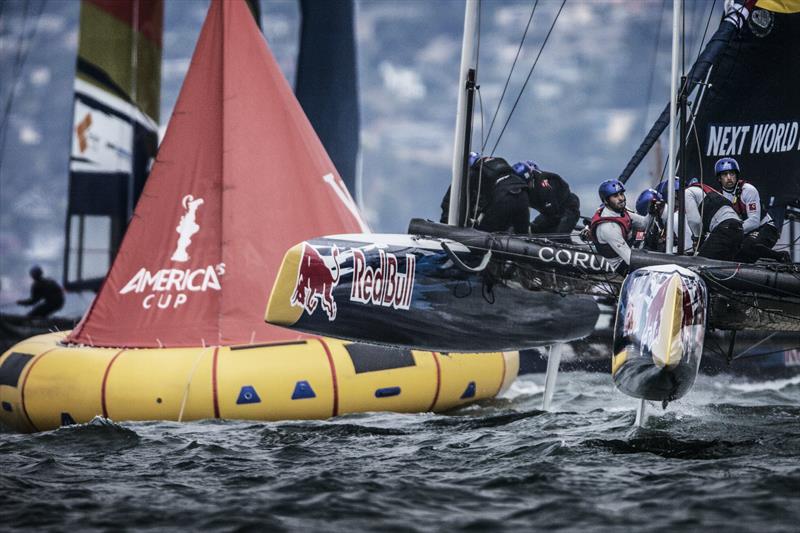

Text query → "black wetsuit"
[440,157,529,233]
[527,170,580,241]
[18,277,65,318]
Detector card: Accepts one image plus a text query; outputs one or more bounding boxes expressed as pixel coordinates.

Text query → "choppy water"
[2,372,799,532]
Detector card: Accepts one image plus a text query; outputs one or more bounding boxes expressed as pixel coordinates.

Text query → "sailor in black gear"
[441,155,530,233]
[16,265,65,318]
[714,157,790,263]
[512,161,580,242]
[657,178,744,261]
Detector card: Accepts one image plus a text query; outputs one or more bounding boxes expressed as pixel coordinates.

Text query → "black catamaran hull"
[266,234,600,352]
[267,221,798,354]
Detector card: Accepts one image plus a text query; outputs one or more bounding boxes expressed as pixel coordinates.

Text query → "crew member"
[714,157,790,263]
[440,153,529,233]
[635,188,665,251]
[513,160,581,241]
[656,177,744,261]
[635,187,692,253]
[589,179,652,274]
[16,265,64,318]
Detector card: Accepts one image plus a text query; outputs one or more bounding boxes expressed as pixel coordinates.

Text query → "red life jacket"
[589,206,633,259]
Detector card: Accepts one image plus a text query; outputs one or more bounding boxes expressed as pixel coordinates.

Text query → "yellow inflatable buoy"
[0,332,518,433]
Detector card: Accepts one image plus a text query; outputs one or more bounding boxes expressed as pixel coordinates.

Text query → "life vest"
[723,179,771,224]
[589,206,633,259]
[689,182,736,234]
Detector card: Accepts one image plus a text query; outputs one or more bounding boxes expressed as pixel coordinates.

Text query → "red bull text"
[291,244,340,321]
[350,249,415,311]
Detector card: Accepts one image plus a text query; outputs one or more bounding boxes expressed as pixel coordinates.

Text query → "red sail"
[67,0,367,348]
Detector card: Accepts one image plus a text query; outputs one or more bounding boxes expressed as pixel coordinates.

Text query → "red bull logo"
[290,244,341,321]
[350,249,415,310]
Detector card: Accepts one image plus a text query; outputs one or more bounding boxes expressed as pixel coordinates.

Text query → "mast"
[665,0,682,254]
[448,0,479,227]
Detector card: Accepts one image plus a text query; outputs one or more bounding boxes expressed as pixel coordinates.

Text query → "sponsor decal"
[706,121,799,157]
[120,264,226,310]
[350,249,415,310]
[76,113,92,153]
[171,194,204,262]
[535,246,615,273]
[291,244,341,321]
[120,194,225,310]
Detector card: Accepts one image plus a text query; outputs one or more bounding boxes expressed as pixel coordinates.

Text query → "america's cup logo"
[171,194,204,262]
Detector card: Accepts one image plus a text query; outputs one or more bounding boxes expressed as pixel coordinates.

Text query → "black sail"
[681,6,800,206]
[295,0,361,199]
[619,3,800,212]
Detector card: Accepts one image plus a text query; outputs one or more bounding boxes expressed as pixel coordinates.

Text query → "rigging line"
[642,0,667,137]
[692,0,717,66]
[733,332,778,360]
[0,0,47,174]
[481,0,539,152]
[734,344,800,360]
[490,0,566,156]
[681,0,685,76]
[471,88,487,224]
[464,5,484,228]
[647,0,717,186]
[703,277,800,321]
[0,0,32,136]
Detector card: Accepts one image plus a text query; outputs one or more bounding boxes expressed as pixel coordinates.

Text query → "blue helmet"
[512,161,537,180]
[598,179,625,202]
[525,159,540,172]
[468,151,481,168]
[714,157,740,176]
[636,188,663,216]
[656,177,680,198]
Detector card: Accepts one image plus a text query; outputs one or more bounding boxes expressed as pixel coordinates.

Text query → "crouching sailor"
[715,157,791,263]
[440,152,530,233]
[512,160,581,242]
[657,177,744,261]
[589,179,652,274]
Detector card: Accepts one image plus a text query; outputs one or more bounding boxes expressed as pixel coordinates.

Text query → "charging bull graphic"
[290,244,341,321]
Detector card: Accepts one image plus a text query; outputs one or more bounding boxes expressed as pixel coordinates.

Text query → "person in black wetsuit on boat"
[512,160,580,242]
[16,265,65,318]
[714,157,790,263]
[656,177,744,261]
[440,153,530,233]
